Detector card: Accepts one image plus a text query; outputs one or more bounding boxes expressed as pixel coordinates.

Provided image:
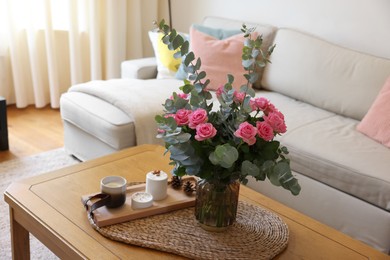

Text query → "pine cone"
[183,181,195,195]
[171,175,182,189]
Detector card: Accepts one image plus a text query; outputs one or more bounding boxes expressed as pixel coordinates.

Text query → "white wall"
[170,0,390,59]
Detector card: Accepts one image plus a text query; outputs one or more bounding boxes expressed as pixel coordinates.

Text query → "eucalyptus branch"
[241,24,275,88]
[157,20,210,109]
[239,24,275,112]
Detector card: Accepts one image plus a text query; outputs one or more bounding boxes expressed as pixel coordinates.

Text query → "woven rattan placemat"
[89,200,289,259]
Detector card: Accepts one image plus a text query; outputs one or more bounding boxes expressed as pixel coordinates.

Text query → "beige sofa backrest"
[202,16,390,120]
[173,0,390,60]
[262,29,390,120]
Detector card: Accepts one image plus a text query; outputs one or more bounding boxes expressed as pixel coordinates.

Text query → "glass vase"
[194,179,240,231]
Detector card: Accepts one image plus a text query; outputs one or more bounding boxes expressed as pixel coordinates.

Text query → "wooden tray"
[81,177,196,227]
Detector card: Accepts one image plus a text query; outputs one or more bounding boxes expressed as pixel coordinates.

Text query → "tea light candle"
[145,170,168,201]
[131,192,153,209]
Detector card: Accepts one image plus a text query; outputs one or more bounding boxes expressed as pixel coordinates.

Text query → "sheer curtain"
[0,0,161,108]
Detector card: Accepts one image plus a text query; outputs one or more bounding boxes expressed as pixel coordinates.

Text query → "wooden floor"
[0,105,64,163]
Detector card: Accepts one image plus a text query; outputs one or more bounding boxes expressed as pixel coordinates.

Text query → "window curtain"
[0,0,161,108]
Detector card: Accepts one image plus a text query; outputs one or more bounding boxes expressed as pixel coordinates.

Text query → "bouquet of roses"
[155,20,300,195]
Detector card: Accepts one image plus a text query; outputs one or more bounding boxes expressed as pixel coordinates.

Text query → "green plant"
[155,20,301,195]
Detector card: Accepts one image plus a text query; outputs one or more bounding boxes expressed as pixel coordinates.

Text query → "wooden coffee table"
[4,144,388,259]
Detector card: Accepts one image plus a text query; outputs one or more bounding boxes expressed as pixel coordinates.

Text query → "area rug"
[0,148,80,259]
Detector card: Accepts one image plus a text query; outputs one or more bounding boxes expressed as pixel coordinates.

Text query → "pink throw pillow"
[190,27,250,90]
[357,76,390,148]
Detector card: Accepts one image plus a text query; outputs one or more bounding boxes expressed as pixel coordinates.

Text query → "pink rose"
[265,103,277,115]
[234,122,257,145]
[178,93,189,99]
[264,111,287,134]
[233,91,246,103]
[170,92,189,100]
[195,123,217,141]
[164,114,175,118]
[216,85,224,97]
[174,109,192,126]
[256,121,274,141]
[250,97,269,112]
[189,108,208,129]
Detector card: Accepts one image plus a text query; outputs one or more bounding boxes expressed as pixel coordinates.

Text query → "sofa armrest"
[121,57,158,79]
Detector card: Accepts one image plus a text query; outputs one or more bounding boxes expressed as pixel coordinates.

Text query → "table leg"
[9,207,30,260]
[0,97,9,150]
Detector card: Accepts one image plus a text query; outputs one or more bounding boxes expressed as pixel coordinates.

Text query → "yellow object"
[157,33,181,72]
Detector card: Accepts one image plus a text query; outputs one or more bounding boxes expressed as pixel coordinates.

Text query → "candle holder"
[145,170,168,201]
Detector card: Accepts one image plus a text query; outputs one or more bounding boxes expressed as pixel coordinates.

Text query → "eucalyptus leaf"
[188,74,196,81]
[155,115,165,124]
[162,35,170,45]
[169,29,177,40]
[172,35,184,49]
[275,161,301,195]
[196,71,206,81]
[170,152,190,161]
[242,96,252,113]
[173,96,188,109]
[182,84,193,94]
[281,146,289,154]
[251,49,260,58]
[186,65,196,74]
[158,19,166,29]
[241,160,260,177]
[248,72,259,84]
[268,44,276,54]
[190,92,203,107]
[257,61,266,68]
[194,83,203,93]
[175,132,192,143]
[227,74,234,84]
[184,52,195,66]
[195,58,202,71]
[173,51,182,59]
[203,79,210,89]
[164,116,177,130]
[240,85,255,97]
[244,38,251,47]
[181,41,189,55]
[242,59,254,68]
[185,164,201,175]
[268,169,281,186]
[209,144,239,168]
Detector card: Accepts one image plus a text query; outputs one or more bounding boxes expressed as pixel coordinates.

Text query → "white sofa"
[60,15,390,254]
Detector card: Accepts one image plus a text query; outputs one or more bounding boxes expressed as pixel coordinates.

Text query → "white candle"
[145,170,168,201]
[131,192,153,209]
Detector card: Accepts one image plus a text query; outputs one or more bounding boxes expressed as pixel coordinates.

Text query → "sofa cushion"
[253,90,390,211]
[190,26,248,90]
[192,23,242,39]
[175,24,242,81]
[254,90,335,132]
[279,115,390,211]
[201,16,277,89]
[262,28,390,120]
[357,76,390,148]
